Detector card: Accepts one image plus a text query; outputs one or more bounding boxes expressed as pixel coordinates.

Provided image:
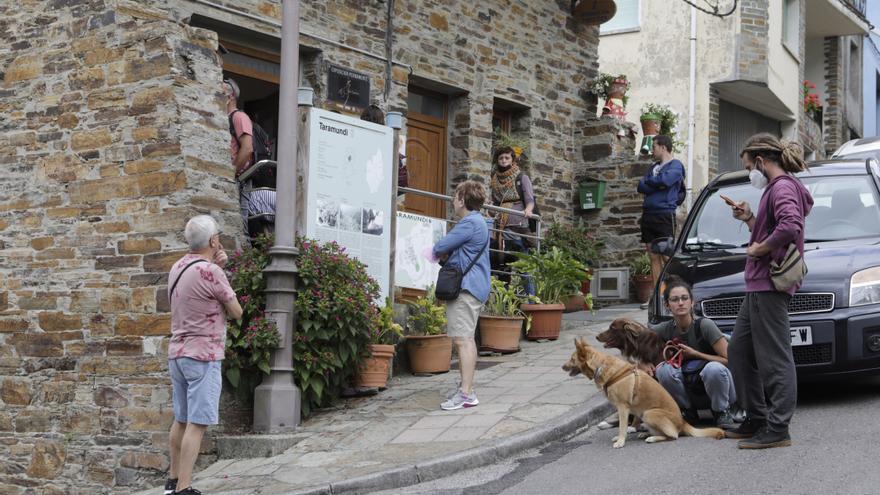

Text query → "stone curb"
[283,393,614,495]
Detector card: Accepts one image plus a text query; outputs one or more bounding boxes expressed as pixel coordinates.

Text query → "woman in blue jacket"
[433,180,491,410]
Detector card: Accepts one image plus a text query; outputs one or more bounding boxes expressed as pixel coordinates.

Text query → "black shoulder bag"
[435,239,489,301]
[681,317,710,396]
[168,259,208,298]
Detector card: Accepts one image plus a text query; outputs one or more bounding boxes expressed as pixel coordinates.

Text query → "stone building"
[598,0,871,199]
[0,0,651,492]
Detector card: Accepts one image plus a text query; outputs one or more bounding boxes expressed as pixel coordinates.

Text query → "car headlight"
[849,266,880,307]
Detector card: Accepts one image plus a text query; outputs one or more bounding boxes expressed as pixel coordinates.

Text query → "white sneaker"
[441,391,479,410]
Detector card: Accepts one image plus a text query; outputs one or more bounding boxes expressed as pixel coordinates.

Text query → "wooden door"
[404,113,447,219]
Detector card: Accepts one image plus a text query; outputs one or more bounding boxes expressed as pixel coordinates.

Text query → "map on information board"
[304,108,394,300]
[395,212,446,290]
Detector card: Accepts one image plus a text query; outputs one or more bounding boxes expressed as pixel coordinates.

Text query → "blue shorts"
[169,358,222,426]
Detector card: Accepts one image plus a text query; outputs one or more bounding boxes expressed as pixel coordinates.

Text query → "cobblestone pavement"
[135,305,647,495]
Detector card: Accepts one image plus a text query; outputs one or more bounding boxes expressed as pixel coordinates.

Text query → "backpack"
[229,110,274,165]
[514,172,540,233]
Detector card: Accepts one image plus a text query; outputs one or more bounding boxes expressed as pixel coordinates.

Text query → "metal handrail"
[397,185,543,279]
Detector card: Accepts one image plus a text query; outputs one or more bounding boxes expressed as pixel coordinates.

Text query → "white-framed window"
[782,0,799,52]
[600,0,640,35]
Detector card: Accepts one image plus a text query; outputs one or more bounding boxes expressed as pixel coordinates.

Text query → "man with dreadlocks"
[723,133,813,449]
[490,146,535,295]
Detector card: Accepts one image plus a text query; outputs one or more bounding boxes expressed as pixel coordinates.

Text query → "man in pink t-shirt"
[164,215,242,495]
[224,78,253,176]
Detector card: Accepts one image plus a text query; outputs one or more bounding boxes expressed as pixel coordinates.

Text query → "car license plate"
[790,326,812,346]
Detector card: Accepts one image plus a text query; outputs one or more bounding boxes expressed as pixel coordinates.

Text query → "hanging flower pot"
[640,113,661,135]
[607,78,628,99]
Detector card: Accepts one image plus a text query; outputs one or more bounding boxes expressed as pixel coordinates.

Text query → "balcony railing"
[844,0,867,16]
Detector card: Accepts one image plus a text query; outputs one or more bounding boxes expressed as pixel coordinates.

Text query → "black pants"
[729,291,797,432]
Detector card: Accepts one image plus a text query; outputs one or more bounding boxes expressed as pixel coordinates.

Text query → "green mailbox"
[579,179,606,210]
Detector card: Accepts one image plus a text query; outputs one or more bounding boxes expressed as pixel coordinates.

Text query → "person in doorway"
[490,146,535,295]
[433,180,491,410]
[165,215,242,495]
[224,78,254,176]
[723,133,812,449]
[637,134,685,292]
[651,276,737,430]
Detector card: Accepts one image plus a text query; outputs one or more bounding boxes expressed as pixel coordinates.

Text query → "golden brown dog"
[562,338,724,448]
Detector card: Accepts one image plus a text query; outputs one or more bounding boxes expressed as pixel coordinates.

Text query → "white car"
[832,136,880,161]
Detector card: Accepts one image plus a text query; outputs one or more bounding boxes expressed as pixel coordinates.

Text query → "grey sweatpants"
[728,291,797,432]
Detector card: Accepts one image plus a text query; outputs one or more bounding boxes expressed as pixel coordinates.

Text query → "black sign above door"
[327,64,371,109]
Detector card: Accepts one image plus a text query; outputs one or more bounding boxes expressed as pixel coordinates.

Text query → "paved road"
[375,376,880,495]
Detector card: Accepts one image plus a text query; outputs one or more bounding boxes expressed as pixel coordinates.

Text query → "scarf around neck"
[491,163,521,205]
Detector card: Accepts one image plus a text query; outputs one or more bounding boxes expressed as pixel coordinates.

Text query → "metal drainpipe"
[384,0,395,101]
[188,0,413,73]
[686,5,697,209]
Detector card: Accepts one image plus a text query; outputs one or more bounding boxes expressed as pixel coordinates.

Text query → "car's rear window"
[685,175,880,250]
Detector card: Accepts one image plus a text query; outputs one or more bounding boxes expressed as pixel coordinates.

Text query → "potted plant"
[640,103,681,149]
[630,252,653,303]
[510,247,588,340]
[356,298,404,389]
[478,277,527,353]
[405,286,452,374]
[543,222,604,295]
[590,72,630,118]
[803,80,821,122]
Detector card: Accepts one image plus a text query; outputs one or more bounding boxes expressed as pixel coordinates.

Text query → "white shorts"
[445,291,482,338]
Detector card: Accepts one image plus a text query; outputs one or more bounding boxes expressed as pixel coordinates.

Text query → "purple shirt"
[504,173,535,229]
[744,175,814,295]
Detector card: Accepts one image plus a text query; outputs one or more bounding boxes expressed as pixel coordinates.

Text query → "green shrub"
[543,222,604,267]
[226,235,380,417]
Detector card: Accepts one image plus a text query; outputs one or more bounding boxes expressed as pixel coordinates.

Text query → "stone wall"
[0,0,611,493]
[573,117,652,267]
[0,0,239,492]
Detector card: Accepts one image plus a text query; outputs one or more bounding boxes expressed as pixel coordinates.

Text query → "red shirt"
[229,110,253,170]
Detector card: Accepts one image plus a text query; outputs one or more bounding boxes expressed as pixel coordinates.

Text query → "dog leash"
[661,337,684,369]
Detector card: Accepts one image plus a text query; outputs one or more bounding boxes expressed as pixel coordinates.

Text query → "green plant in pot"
[478,277,529,353]
[630,252,654,304]
[356,298,404,389]
[405,286,452,374]
[509,247,588,340]
[544,222,604,297]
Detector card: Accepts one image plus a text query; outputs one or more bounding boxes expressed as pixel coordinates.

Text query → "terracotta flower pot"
[563,294,586,313]
[405,334,452,374]
[520,303,565,341]
[581,268,593,295]
[633,274,654,303]
[607,80,628,99]
[478,315,523,353]
[355,344,396,389]
[640,116,661,136]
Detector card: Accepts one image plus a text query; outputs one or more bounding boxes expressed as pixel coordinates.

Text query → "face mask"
[749,167,768,189]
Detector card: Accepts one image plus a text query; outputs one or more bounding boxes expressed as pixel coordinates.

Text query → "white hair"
[224,78,240,100]
[184,215,219,250]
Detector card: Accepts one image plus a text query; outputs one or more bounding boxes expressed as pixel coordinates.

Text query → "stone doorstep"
[215,432,312,459]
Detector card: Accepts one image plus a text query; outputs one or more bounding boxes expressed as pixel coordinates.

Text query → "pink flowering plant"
[295,236,380,415]
[803,80,821,116]
[225,234,380,416]
[225,235,279,391]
